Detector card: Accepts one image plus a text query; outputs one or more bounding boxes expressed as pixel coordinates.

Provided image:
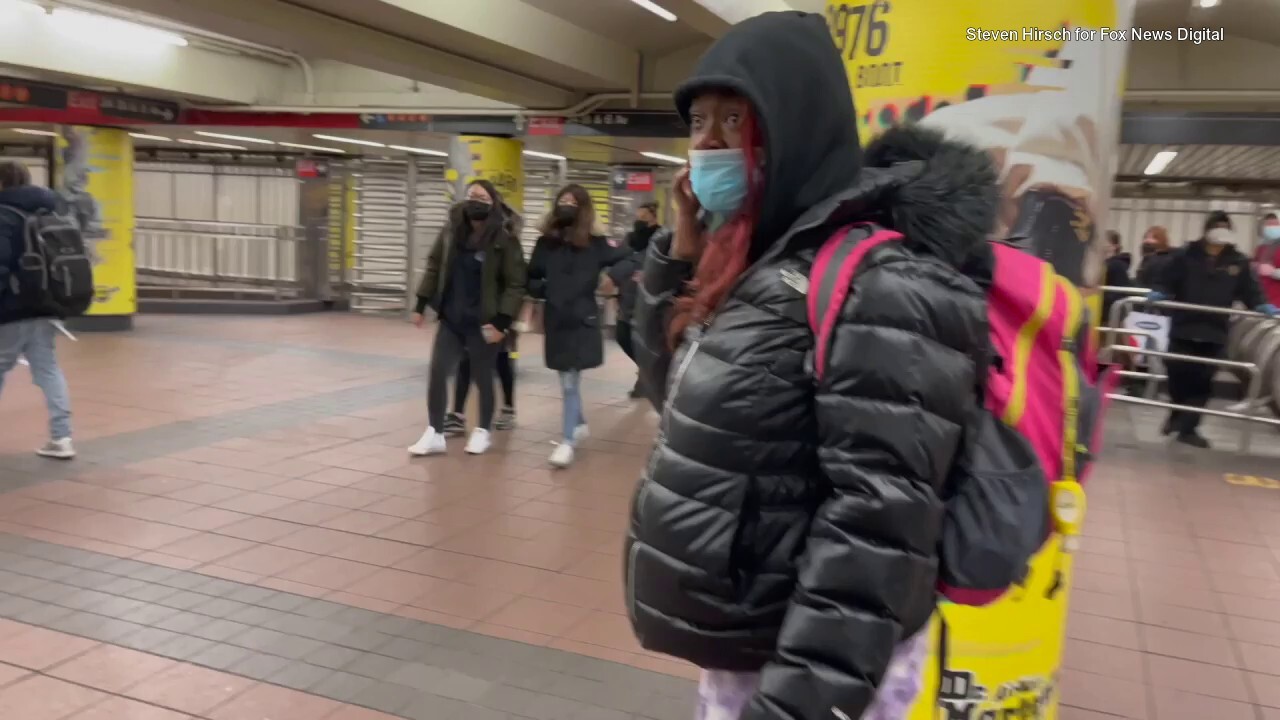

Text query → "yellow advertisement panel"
[54,126,136,317]
[823,2,1135,718]
[456,136,524,213]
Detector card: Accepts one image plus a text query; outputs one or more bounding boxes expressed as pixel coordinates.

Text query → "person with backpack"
[0,160,92,460]
[625,13,1112,720]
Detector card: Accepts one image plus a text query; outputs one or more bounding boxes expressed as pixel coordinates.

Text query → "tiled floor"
[1,313,1279,720]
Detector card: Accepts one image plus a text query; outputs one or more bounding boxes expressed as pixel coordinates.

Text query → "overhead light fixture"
[1195,0,1220,6]
[195,131,274,145]
[49,8,188,47]
[523,150,565,161]
[279,142,346,154]
[1143,150,1177,176]
[129,133,172,141]
[313,134,386,148]
[178,138,246,150]
[627,0,677,21]
[640,151,686,165]
[12,128,57,137]
[389,145,448,157]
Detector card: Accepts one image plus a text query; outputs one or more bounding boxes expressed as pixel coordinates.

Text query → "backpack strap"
[808,223,905,380]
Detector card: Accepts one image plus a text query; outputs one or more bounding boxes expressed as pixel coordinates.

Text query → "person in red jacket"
[1255,213,1280,307]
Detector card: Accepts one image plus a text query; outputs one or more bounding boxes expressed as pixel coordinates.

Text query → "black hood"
[675,11,861,256]
[1204,210,1232,234]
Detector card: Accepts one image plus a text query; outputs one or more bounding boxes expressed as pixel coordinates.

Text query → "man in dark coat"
[607,200,669,398]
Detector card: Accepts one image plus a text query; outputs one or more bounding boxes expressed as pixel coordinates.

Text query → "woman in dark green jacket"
[409,179,526,457]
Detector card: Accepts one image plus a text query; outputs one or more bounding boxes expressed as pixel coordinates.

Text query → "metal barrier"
[1106,295,1280,452]
[134,219,305,299]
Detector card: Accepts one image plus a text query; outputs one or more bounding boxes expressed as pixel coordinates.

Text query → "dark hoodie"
[627,12,995,720]
[1102,250,1132,322]
[0,185,63,325]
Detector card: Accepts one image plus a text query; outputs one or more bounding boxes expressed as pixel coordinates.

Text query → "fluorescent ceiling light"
[130,133,172,141]
[1143,150,1177,176]
[314,134,386,148]
[12,128,57,137]
[1195,0,1220,7]
[389,145,448,157]
[627,0,677,21]
[178,138,245,150]
[279,142,345,154]
[523,150,565,161]
[640,151,686,165]
[195,131,274,145]
[49,8,188,47]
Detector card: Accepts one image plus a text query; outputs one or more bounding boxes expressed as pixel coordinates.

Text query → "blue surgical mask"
[1264,225,1280,243]
[689,148,749,215]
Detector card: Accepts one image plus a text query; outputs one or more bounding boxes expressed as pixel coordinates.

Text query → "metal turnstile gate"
[350,160,411,314]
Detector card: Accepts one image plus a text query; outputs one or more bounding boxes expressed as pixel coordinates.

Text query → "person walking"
[409,180,526,457]
[1149,210,1276,448]
[0,161,77,459]
[607,200,669,398]
[526,184,629,468]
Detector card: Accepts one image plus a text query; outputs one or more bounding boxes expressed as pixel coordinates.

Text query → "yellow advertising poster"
[823,2,1135,718]
[53,126,136,317]
[457,136,524,213]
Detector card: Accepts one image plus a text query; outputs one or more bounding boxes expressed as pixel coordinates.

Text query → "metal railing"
[134,219,306,299]
[1105,295,1280,452]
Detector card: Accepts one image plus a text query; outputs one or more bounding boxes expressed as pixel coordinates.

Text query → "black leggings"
[455,348,514,412]
[429,325,499,431]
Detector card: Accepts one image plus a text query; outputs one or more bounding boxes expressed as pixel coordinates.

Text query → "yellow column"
[447,136,524,214]
[823,2,1134,718]
[54,126,136,331]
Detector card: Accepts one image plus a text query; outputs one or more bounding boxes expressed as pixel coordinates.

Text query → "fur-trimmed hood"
[763,123,1000,272]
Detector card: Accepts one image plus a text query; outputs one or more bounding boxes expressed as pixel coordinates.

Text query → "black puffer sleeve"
[741,252,986,720]
[632,235,694,410]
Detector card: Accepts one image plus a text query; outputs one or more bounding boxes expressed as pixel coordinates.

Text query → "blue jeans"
[559,370,585,443]
[0,319,72,440]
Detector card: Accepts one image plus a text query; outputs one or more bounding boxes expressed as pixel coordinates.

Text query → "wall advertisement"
[53,125,136,318]
[822,2,1135,718]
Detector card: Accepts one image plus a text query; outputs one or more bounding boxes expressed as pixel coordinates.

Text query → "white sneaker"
[1226,399,1264,413]
[464,428,491,455]
[549,443,575,468]
[37,438,75,460]
[407,427,446,456]
[572,424,590,444]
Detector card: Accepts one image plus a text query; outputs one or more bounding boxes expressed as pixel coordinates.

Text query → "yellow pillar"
[447,136,524,214]
[823,2,1134,718]
[54,126,136,331]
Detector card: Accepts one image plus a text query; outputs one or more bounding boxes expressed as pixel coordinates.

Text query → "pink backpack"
[809,223,1117,606]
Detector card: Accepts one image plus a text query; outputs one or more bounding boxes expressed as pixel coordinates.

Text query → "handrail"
[1105,295,1280,452]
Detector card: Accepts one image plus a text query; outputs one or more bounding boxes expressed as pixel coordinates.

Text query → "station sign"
[0,75,179,124]
[349,110,687,138]
[612,170,654,192]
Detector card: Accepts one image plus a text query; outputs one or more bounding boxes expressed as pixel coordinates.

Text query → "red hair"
[669,111,764,345]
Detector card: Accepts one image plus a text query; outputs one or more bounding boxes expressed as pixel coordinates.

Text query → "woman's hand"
[671,167,704,262]
[413,313,426,329]
[481,324,504,344]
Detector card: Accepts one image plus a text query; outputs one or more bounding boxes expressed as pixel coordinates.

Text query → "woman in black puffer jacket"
[625,11,996,720]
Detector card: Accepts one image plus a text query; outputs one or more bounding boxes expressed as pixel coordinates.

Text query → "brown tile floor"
[0,313,1278,720]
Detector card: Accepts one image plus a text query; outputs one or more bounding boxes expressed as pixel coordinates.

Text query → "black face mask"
[630,222,655,251]
[1141,242,1157,256]
[554,205,578,227]
[463,200,492,222]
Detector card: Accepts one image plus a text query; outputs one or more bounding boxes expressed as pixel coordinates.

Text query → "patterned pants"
[694,628,929,720]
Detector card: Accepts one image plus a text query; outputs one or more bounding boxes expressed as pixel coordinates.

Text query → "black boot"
[1175,431,1211,449]
[629,378,645,399]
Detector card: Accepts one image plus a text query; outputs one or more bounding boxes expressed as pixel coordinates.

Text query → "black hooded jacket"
[625,12,994,720]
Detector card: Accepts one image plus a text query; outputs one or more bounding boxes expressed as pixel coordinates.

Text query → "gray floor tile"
[269,662,332,692]
[306,644,365,670]
[230,652,293,682]
[311,670,376,704]
[119,603,182,627]
[350,681,422,715]
[190,597,249,619]
[225,604,287,627]
[400,694,468,720]
[188,642,254,671]
[344,652,406,680]
[151,634,219,662]
[189,618,254,643]
[115,626,184,653]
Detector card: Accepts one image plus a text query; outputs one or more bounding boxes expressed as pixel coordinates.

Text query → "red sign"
[295,159,328,178]
[625,172,654,192]
[527,116,566,136]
